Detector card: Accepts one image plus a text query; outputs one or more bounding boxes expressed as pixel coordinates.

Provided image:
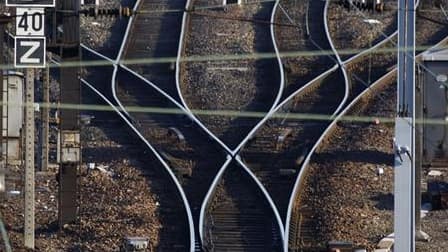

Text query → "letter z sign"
[15,37,46,68]
[14,7,46,68]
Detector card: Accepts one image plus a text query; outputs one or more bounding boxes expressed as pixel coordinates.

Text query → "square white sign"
[16,8,45,36]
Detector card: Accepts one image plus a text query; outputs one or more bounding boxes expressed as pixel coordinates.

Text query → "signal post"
[7,0,53,249]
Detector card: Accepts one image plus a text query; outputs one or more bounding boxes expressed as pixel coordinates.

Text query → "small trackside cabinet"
[122,237,150,251]
[422,49,448,166]
[2,71,24,163]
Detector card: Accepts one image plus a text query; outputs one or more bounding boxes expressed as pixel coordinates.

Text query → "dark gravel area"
[80,0,135,58]
[0,122,161,251]
[415,0,448,50]
[417,171,448,251]
[327,0,397,60]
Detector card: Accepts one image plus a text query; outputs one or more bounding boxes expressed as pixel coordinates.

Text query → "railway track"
[286,1,448,249]
[287,72,397,251]
[233,0,371,226]
[121,0,186,100]
[81,54,194,250]
[202,162,283,251]
[78,0,448,251]
[274,0,337,99]
[240,69,345,223]
[238,0,349,228]
[81,1,285,251]
[111,0,245,251]
[81,84,190,251]
[177,1,286,250]
[179,0,282,150]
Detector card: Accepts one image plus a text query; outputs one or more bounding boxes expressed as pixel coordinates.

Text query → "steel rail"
[110,0,141,119]
[192,1,286,249]
[80,45,233,154]
[214,3,349,249]
[80,78,195,252]
[283,65,397,251]
[198,0,343,249]
[233,0,342,154]
[173,0,233,154]
[108,0,195,250]
[175,0,285,155]
[81,47,223,251]
[77,2,414,250]
[198,156,232,248]
[283,31,448,252]
[230,2,405,250]
[323,0,350,116]
[235,155,285,241]
[175,0,234,152]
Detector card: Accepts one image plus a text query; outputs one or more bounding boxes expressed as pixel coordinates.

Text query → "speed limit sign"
[16,8,44,36]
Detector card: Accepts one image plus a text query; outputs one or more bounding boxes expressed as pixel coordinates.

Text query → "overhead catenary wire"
[2,98,448,127]
[0,43,441,70]
[0,0,447,71]
[0,3,446,122]
[0,1,444,120]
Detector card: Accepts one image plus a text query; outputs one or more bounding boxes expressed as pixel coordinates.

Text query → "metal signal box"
[421,49,448,167]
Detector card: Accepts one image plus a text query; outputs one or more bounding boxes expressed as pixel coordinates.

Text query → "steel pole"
[41,61,50,171]
[58,0,81,227]
[24,69,35,249]
[395,0,416,251]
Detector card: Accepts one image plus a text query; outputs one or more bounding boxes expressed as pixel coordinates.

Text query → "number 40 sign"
[16,8,44,36]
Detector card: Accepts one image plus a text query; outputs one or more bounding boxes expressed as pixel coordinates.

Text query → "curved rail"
[173,0,234,153]
[198,156,232,247]
[172,0,233,154]
[176,0,284,155]
[283,68,395,250]
[81,78,195,252]
[236,155,285,242]
[234,0,344,153]
[323,0,350,116]
[266,0,286,148]
[283,32,448,251]
[77,1,420,250]
[111,0,142,118]
[194,1,286,249]
[107,0,195,250]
